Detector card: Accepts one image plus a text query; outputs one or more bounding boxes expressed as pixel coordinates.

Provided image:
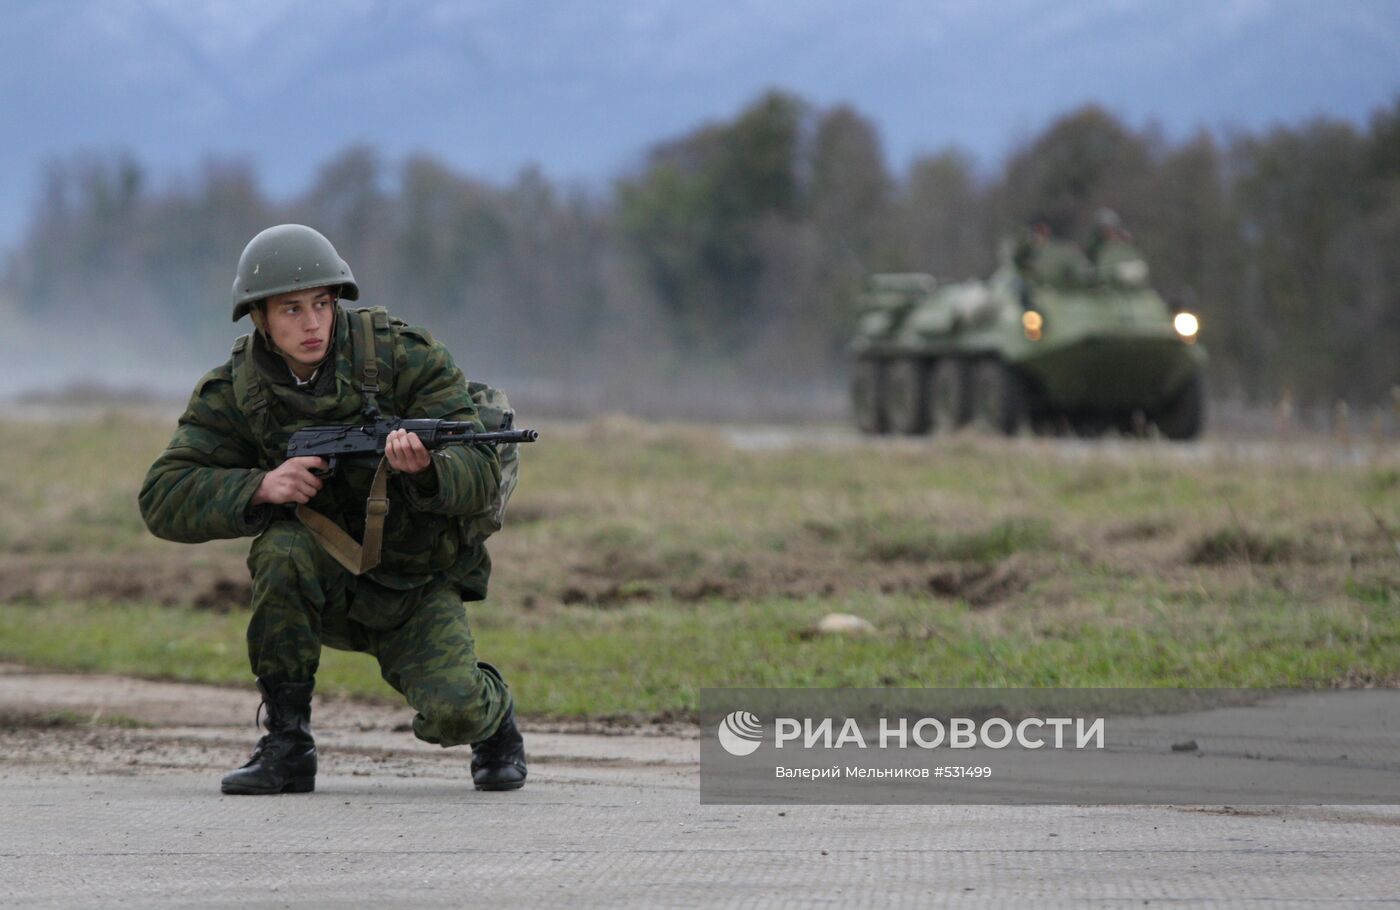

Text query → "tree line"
[5,91,1399,410]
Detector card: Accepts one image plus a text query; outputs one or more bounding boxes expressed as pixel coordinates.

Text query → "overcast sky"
[3,0,1399,249]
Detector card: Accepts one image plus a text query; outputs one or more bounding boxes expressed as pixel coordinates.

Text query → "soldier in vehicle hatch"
[138,224,527,796]
[1010,220,1094,310]
[1013,220,1093,289]
[1085,208,1149,286]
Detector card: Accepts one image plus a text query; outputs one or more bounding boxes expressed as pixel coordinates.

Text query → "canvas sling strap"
[292,307,396,576]
[294,458,389,576]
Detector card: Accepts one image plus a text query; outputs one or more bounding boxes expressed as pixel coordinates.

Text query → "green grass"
[858,516,1054,563]
[2,411,1399,720]
[5,580,1398,721]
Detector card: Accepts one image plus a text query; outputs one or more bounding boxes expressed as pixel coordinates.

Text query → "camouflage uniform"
[139,305,509,747]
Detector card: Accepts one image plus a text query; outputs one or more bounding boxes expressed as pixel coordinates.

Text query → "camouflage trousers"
[245,520,510,747]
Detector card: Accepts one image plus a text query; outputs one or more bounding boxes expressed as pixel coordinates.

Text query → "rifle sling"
[295,456,391,576]
[296,305,396,575]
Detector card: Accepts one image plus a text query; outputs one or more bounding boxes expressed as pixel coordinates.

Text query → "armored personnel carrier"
[850,236,1205,439]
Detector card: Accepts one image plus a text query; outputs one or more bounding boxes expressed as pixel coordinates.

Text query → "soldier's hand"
[384,428,432,474]
[251,456,328,506]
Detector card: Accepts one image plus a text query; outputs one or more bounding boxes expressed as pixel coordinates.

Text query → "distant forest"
[5,91,1400,409]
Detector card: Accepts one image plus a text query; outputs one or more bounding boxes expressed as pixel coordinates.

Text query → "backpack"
[229,306,520,569]
[461,379,520,547]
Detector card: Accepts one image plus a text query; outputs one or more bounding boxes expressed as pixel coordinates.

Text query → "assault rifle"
[286,417,538,476]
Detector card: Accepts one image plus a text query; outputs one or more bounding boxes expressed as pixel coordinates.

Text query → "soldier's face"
[263,287,336,369]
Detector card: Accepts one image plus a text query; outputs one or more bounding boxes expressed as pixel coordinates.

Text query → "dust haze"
[4,93,1400,427]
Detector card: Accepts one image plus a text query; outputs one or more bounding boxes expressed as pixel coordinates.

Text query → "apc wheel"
[852,358,890,435]
[929,358,972,433]
[970,359,1025,436]
[885,358,932,435]
[1153,373,1205,441]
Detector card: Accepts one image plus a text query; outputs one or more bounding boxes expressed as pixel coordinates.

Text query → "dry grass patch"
[4,412,1400,712]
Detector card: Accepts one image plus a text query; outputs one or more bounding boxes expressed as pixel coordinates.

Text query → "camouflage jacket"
[138,306,502,600]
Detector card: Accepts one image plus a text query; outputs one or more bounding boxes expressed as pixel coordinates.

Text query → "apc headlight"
[1173,311,1199,342]
[1022,310,1044,341]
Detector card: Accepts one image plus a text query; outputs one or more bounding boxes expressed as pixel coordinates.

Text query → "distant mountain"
[2,0,1398,248]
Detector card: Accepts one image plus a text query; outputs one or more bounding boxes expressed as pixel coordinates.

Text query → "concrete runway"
[3,668,1400,908]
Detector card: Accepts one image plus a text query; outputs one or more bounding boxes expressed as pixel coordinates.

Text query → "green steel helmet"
[230,224,359,321]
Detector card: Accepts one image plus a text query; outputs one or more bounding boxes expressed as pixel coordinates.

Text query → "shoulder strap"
[229,334,274,456]
[349,306,396,419]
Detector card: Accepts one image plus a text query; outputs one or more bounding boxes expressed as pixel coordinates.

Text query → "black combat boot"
[470,662,527,791]
[220,677,317,795]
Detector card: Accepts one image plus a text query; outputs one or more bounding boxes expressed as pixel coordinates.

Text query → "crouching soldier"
[139,224,527,795]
